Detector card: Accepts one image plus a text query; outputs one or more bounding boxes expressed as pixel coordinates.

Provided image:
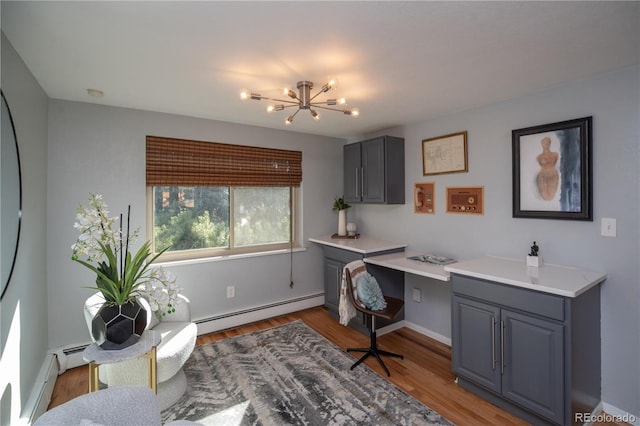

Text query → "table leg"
[149,346,157,393]
[88,361,100,392]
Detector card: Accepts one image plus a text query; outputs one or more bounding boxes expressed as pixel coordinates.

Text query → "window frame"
[146,185,300,262]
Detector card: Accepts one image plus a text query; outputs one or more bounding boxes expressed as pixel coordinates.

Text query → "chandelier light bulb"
[310,110,319,120]
[338,97,347,105]
[267,105,275,113]
[344,108,360,118]
[240,89,250,100]
[285,116,294,126]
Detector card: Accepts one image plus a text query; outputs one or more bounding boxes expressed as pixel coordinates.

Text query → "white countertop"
[308,235,407,255]
[364,251,450,281]
[444,256,606,298]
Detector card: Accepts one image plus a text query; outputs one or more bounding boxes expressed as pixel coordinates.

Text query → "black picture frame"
[512,116,592,221]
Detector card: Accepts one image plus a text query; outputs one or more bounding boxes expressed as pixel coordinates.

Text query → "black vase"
[91,299,148,350]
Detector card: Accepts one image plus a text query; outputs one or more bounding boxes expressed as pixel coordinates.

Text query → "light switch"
[601,218,617,237]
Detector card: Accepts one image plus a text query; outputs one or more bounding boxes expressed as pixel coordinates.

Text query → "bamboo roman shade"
[146,136,302,187]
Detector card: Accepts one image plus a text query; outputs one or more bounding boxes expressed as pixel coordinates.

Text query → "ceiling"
[2,1,639,139]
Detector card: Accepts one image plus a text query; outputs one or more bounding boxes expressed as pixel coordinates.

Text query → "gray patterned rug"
[162,320,453,425]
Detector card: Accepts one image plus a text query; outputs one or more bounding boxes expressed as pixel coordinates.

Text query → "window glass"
[234,187,291,247]
[151,186,294,258]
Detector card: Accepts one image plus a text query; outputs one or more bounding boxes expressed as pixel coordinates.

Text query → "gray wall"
[353,66,640,417]
[45,101,344,349]
[3,25,638,420]
[0,33,49,424]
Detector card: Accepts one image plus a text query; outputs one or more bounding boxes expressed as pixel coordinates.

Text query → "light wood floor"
[49,306,627,425]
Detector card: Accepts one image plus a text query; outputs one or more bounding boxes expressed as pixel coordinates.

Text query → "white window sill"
[156,247,307,268]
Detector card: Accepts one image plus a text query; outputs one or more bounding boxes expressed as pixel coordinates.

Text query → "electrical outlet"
[412,288,422,302]
[226,285,235,298]
[601,218,617,237]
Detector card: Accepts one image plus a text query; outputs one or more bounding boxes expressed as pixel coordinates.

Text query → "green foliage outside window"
[153,186,291,254]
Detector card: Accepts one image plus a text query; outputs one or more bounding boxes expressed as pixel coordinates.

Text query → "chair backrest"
[34,387,162,425]
[344,267,404,321]
[344,268,367,312]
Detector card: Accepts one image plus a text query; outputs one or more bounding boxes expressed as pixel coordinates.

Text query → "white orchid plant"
[71,193,181,317]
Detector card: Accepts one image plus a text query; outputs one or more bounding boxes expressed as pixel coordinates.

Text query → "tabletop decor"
[332,196,351,236]
[72,193,181,349]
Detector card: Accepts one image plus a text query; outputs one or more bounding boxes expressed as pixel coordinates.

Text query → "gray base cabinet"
[451,274,601,425]
[321,245,404,334]
[344,136,404,204]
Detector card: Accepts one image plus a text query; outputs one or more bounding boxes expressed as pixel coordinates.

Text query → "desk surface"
[364,251,450,281]
[445,256,606,298]
[308,235,407,254]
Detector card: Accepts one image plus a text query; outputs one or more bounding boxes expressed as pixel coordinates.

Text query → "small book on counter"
[407,254,457,265]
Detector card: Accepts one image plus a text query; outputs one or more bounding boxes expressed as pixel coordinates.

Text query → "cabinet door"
[343,143,361,204]
[324,258,344,313]
[361,137,385,203]
[501,309,564,425]
[452,295,501,393]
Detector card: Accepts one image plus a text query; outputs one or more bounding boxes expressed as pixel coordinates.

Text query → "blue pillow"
[356,272,387,311]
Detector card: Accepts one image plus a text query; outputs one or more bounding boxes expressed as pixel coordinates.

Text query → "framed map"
[422,131,468,175]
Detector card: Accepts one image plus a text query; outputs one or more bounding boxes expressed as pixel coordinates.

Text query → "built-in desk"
[364,251,450,281]
[308,235,407,333]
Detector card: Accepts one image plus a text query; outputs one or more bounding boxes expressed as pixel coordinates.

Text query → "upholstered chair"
[34,386,201,425]
[84,293,198,409]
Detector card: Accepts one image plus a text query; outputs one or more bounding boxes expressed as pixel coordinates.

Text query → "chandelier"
[240,80,360,126]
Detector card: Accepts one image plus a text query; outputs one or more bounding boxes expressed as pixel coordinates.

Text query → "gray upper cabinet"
[344,136,404,204]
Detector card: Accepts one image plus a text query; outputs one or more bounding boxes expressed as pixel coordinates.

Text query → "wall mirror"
[1,91,22,300]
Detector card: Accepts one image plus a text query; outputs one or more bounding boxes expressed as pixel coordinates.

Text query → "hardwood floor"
[49,307,627,425]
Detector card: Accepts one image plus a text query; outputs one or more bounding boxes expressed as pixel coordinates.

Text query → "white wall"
[45,101,344,349]
[353,66,640,418]
[0,33,50,424]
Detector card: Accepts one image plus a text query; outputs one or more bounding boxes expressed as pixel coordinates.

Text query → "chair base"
[347,330,403,377]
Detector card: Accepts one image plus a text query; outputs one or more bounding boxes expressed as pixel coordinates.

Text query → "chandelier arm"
[312,105,349,112]
[257,97,300,106]
[308,90,325,103]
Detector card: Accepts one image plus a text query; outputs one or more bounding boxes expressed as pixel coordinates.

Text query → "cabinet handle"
[500,320,505,375]
[491,316,496,370]
[360,168,364,196]
[355,168,359,198]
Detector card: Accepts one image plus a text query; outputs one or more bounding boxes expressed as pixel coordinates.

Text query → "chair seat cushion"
[355,272,387,311]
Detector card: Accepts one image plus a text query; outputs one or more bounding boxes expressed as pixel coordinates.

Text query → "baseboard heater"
[58,292,325,371]
[195,292,324,335]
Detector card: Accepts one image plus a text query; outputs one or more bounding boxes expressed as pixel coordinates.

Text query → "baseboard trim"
[404,320,452,346]
[22,353,58,424]
[195,293,325,335]
[599,402,639,425]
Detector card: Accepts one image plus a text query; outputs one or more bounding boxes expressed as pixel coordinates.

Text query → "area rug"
[162,320,452,425]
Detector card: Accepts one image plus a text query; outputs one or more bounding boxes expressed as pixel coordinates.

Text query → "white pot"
[338,209,347,236]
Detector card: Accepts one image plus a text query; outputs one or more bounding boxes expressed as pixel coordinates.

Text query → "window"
[146,136,301,260]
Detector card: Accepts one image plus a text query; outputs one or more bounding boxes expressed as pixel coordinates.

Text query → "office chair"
[344,266,404,376]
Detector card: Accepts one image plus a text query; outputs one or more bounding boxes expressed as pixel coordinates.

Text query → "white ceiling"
[2,1,639,139]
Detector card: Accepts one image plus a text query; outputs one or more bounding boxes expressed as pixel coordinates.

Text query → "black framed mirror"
[1,91,23,300]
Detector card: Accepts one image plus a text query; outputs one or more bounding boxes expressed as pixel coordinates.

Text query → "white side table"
[83,330,161,393]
